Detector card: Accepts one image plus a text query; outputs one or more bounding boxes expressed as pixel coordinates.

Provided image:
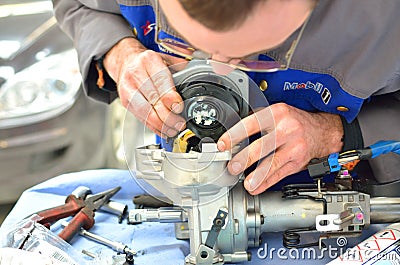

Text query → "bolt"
[200,251,208,259]
[124,253,134,265]
[247,252,252,261]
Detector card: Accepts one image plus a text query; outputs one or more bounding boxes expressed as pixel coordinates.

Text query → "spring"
[283,229,301,248]
[282,227,324,249]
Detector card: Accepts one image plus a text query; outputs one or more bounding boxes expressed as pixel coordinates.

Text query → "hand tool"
[79,228,136,256]
[72,186,128,223]
[61,221,136,261]
[36,186,121,242]
[61,221,136,256]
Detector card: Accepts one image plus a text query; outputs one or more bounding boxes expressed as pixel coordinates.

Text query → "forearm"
[316,112,344,154]
[52,0,134,103]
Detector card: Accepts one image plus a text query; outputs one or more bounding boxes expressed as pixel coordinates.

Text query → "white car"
[0,1,147,203]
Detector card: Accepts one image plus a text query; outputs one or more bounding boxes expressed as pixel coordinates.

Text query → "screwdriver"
[61,222,136,256]
[80,228,136,256]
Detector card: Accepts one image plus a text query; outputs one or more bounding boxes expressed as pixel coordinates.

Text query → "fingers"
[217,108,275,151]
[242,144,302,195]
[161,53,189,73]
[226,132,277,175]
[146,53,184,114]
[125,89,177,138]
[243,155,299,195]
[118,50,187,137]
[226,132,291,195]
[219,103,320,195]
[145,56,186,132]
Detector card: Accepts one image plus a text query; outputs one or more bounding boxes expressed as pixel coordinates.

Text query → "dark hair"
[178,0,264,32]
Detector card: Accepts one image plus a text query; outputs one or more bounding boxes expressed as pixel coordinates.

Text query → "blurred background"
[0,0,152,223]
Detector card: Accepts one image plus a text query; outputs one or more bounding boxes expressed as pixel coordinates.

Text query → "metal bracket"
[205,208,229,248]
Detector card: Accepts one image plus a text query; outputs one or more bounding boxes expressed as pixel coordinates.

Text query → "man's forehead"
[160,0,312,58]
[158,0,303,58]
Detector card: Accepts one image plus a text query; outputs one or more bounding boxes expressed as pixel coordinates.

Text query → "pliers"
[36,186,121,242]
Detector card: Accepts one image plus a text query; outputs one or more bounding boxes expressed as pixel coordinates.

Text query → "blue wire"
[369,140,400,158]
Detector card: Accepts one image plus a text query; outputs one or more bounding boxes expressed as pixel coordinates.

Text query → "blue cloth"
[0,170,386,264]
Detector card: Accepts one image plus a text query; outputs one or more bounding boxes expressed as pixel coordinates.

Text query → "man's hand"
[217,103,344,195]
[104,37,187,138]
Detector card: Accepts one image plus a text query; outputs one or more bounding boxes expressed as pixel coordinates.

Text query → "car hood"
[0,0,72,83]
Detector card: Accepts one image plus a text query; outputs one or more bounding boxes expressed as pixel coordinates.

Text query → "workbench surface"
[0,169,385,264]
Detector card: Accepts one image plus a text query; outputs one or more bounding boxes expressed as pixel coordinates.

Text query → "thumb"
[161,54,188,72]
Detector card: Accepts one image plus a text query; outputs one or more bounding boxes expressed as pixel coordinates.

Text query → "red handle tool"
[36,186,121,242]
[36,195,85,225]
[58,206,95,242]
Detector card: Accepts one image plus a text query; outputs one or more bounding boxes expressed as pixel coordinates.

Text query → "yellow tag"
[172,129,196,153]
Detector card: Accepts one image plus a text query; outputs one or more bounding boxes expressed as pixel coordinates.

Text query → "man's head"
[159,0,315,63]
[178,0,264,32]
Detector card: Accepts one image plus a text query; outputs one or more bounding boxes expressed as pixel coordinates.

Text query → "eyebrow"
[176,24,287,59]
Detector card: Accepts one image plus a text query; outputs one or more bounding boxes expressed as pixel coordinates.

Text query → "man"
[52,0,400,195]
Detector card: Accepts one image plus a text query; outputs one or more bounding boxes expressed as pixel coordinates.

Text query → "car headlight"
[0,49,82,128]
